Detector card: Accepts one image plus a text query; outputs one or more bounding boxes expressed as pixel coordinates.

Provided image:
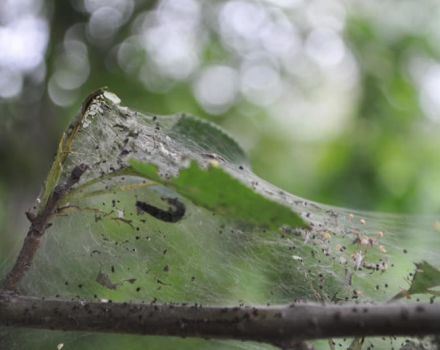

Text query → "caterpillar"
[136,197,185,223]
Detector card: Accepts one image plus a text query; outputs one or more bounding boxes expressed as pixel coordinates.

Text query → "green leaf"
[169,114,248,166]
[408,261,440,295]
[129,160,307,229]
[392,261,440,299]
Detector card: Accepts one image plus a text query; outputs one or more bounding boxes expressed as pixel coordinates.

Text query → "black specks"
[70,164,89,182]
[128,130,138,138]
[96,271,118,290]
[307,318,318,328]
[113,123,130,131]
[400,309,409,320]
[415,305,425,313]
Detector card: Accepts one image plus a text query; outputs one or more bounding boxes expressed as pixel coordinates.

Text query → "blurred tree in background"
[1,0,440,268]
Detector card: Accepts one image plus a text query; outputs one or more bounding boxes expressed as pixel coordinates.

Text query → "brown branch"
[1,164,88,291]
[0,293,439,348]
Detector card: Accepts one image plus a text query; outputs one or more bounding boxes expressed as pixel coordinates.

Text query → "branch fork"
[1,164,88,291]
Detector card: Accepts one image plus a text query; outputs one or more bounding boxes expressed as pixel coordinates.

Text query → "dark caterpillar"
[136,197,185,223]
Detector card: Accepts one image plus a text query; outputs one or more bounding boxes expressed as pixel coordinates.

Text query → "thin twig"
[1,164,88,291]
[0,294,439,348]
[60,167,140,203]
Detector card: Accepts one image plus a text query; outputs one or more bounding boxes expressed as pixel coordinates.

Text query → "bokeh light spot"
[193,65,238,115]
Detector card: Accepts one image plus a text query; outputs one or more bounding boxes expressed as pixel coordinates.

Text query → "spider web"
[1,91,440,350]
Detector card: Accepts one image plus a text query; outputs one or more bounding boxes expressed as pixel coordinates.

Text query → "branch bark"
[1,164,88,291]
[0,293,439,348]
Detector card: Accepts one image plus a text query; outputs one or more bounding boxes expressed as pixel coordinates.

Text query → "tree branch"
[1,164,88,291]
[0,293,439,348]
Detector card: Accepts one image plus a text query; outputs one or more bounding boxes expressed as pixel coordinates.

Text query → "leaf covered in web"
[1,89,434,350]
[129,161,306,229]
[41,89,306,231]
